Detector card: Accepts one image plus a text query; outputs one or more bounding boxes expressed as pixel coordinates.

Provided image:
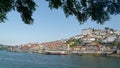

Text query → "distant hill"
[0,44,8,50]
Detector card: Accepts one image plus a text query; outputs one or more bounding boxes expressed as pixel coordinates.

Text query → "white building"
[114,30,120,35]
[82,37,95,43]
[82,28,93,35]
[102,35,116,43]
[100,30,106,36]
[74,34,83,39]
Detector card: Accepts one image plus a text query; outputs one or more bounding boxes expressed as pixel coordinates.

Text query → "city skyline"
[0,0,120,45]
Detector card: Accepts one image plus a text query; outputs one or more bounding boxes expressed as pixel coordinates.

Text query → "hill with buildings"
[8,27,120,57]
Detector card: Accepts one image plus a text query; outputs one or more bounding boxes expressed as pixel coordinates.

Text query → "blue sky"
[0,0,120,45]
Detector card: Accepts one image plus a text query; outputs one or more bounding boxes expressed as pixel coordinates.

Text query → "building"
[82,28,93,35]
[102,35,116,43]
[82,34,95,43]
[86,42,101,53]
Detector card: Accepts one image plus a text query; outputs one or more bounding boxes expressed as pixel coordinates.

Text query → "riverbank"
[7,49,120,58]
[40,51,120,58]
[106,54,120,58]
[81,53,120,58]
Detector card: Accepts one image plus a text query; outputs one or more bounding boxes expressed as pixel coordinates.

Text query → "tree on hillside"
[0,0,120,24]
[105,27,110,31]
[110,28,114,32]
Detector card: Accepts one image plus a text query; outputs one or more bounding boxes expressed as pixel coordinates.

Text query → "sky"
[0,0,120,45]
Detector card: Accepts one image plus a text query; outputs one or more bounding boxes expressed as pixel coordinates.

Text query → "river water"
[0,50,120,68]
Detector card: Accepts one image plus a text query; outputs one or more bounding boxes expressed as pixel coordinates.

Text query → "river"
[0,50,120,68]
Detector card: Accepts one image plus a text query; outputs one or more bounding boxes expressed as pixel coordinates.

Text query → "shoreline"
[7,50,120,58]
